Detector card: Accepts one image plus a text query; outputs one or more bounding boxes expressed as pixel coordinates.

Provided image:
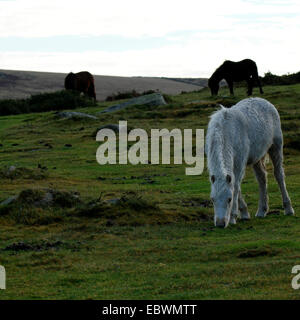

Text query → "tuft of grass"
[0,188,81,225]
[75,193,171,226]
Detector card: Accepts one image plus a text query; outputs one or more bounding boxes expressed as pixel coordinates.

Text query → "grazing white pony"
[206,97,294,228]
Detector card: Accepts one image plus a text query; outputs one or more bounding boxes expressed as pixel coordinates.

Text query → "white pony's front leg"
[238,189,250,220]
[230,184,239,224]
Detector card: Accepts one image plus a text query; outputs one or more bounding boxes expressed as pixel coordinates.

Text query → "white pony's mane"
[206,105,234,178]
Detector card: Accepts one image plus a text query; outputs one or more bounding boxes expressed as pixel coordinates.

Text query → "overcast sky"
[0,0,299,77]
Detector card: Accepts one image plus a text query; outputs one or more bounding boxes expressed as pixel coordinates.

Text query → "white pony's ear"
[217,104,226,109]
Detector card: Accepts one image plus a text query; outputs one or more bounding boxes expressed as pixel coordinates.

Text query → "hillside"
[0,69,204,101]
[0,84,300,299]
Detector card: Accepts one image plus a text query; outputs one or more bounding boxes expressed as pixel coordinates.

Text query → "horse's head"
[210,174,233,228]
[208,77,219,96]
[65,72,77,90]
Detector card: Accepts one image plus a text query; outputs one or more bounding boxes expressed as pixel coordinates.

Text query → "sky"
[0,0,299,77]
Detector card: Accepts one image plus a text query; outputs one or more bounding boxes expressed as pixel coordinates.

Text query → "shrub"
[261,71,300,86]
[0,90,95,116]
[105,90,157,101]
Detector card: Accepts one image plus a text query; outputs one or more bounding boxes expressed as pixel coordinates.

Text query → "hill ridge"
[0,69,205,101]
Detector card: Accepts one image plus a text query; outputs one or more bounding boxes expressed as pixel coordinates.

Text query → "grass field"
[0,84,300,299]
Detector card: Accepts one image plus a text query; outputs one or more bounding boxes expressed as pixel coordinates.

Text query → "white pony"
[206,97,294,228]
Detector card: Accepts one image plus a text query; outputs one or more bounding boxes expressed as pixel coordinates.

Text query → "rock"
[38,191,54,207]
[97,93,167,114]
[0,195,18,206]
[8,165,16,173]
[57,111,98,120]
[106,198,120,205]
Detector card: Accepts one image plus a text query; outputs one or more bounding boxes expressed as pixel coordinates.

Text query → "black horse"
[208,59,264,96]
[64,71,96,101]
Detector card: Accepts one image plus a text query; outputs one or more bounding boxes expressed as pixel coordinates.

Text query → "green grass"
[0,84,300,299]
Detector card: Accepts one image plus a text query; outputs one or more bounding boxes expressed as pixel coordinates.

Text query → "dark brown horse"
[64,71,96,101]
[208,59,264,96]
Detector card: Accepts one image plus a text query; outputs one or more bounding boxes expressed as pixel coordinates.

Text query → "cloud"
[1,32,298,78]
[0,0,299,77]
[0,0,298,38]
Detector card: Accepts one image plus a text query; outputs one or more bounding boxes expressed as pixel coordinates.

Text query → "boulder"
[106,198,120,205]
[8,165,16,173]
[57,111,98,120]
[97,93,167,114]
[0,195,18,206]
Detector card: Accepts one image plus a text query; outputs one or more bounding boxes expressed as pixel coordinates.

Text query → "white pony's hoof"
[284,207,295,216]
[229,216,237,224]
[240,212,251,220]
[255,211,267,218]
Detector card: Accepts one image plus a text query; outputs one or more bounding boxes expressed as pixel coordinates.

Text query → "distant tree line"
[227,71,300,88]
[260,71,300,86]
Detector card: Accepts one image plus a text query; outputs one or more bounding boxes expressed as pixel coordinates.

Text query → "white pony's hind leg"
[269,144,294,215]
[253,159,269,218]
[238,189,250,220]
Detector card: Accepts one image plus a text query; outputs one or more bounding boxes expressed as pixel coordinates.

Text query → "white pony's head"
[210,173,234,228]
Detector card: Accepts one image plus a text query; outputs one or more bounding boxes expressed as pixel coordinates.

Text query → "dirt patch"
[15,189,80,208]
[182,197,213,208]
[267,210,281,216]
[237,247,281,258]
[0,188,205,226]
[2,240,63,252]
[75,193,170,226]
[0,166,48,180]
[97,173,167,185]
[0,188,81,225]
[196,211,212,221]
